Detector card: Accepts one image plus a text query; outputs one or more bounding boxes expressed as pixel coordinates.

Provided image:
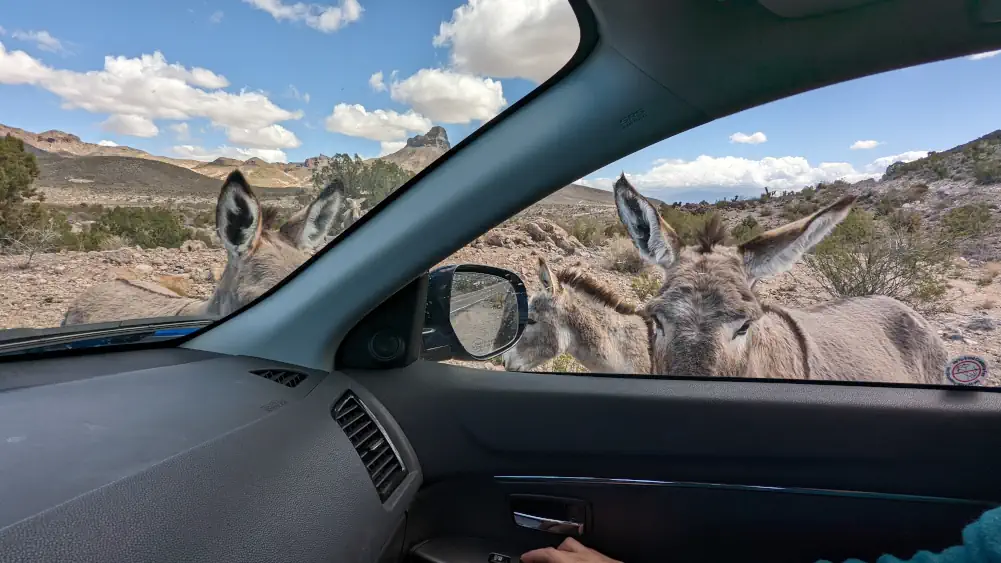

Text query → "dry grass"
[605,237,646,274]
[97,234,131,251]
[979,262,1001,286]
[976,298,997,310]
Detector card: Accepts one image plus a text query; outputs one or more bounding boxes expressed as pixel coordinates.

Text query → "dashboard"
[0,348,421,563]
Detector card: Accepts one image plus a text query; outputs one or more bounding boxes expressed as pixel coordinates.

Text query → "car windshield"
[0,0,580,353]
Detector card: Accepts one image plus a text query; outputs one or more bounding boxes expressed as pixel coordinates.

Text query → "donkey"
[502,257,651,374]
[612,174,948,384]
[61,170,344,326]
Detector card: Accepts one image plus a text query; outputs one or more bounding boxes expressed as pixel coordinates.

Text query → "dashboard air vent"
[250,368,308,388]
[333,392,407,502]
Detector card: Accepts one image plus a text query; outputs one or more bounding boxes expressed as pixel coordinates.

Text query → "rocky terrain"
[4,124,1001,386]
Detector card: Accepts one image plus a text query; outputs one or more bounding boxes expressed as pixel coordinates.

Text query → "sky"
[1,0,1000,203]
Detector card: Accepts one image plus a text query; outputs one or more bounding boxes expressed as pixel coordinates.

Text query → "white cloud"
[967,50,1001,61]
[210,10,225,23]
[866,150,928,173]
[729,131,767,144]
[97,140,119,147]
[379,141,406,156]
[0,26,6,36]
[390,68,505,124]
[241,0,362,32]
[101,114,160,138]
[324,103,431,141]
[369,71,386,92]
[287,84,310,103]
[434,0,579,83]
[172,144,288,163]
[0,43,301,150]
[226,124,301,148]
[850,139,881,150]
[168,122,191,140]
[587,150,930,196]
[11,30,67,54]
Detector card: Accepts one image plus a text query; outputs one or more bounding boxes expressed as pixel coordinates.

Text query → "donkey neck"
[744,302,811,380]
[561,290,649,374]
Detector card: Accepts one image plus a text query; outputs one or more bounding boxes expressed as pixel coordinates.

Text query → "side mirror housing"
[422,264,528,362]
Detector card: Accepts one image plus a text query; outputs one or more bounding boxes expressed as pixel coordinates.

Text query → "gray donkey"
[613,174,948,384]
[61,170,344,326]
[502,257,651,374]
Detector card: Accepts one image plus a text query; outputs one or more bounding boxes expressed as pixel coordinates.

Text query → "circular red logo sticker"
[945,355,987,386]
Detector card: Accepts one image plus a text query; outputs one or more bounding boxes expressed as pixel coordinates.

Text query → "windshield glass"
[0,0,580,353]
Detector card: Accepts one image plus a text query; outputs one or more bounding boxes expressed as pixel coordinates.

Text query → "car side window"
[438,49,1001,387]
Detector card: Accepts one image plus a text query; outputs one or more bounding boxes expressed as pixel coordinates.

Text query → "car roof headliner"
[592,0,1001,124]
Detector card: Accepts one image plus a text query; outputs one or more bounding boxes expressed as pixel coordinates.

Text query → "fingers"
[521,547,573,563]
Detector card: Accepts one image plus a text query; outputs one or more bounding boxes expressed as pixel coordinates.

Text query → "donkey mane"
[556,268,640,315]
[696,213,728,253]
[260,205,283,231]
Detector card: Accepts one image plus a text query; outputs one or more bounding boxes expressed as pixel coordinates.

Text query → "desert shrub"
[192,210,214,228]
[886,209,922,233]
[978,262,1001,287]
[730,215,763,244]
[759,207,773,217]
[941,203,993,238]
[606,236,646,273]
[659,205,712,246]
[96,207,192,249]
[780,200,819,220]
[799,187,816,201]
[631,273,661,300]
[974,160,1001,185]
[602,220,627,239]
[559,215,610,248]
[803,209,951,310]
[907,183,929,200]
[97,234,131,251]
[550,353,587,373]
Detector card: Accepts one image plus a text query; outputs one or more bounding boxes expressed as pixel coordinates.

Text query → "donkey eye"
[733,320,752,339]
[525,318,537,325]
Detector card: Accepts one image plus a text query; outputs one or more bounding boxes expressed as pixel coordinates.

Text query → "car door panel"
[350,362,1001,562]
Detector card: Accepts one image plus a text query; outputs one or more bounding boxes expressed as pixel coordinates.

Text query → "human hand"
[520,537,623,563]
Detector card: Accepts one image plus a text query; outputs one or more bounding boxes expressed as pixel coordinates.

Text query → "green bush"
[780,200,819,220]
[96,207,192,249]
[658,205,713,246]
[974,160,1001,185]
[558,215,612,248]
[730,215,763,244]
[941,203,993,238]
[886,209,922,233]
[606,236,646,273]
[631,273,661,300]
[803,209,951,311]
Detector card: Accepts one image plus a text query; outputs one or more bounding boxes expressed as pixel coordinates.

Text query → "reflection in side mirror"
[422,264,528,362]
[449,271,520,357]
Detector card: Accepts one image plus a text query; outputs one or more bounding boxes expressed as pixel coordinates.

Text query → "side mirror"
[422,264,528,362]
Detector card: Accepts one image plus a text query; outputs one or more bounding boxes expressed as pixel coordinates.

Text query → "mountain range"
[2,122,619,205]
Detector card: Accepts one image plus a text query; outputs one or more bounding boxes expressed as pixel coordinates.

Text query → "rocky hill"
[378,126,451,173]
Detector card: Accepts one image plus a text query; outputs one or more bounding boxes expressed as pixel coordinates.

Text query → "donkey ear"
[613,174,681,269]
[216,170,262,257]
[295,178,345,251]
[537,257,561,293]
[739,195,856,281]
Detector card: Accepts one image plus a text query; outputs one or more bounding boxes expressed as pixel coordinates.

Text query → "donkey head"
[613,174,855,376]
[205,170,344,316]
[502,258,569,371]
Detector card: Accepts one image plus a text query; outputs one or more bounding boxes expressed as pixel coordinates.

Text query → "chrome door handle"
[513,512,584,537]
